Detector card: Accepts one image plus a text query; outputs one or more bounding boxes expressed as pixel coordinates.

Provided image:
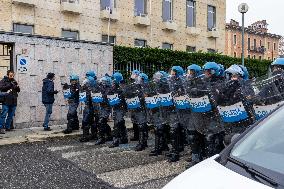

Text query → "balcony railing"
[207,28,219,38]
[12,0,36,6]
[249,46,266,54]
[61,0,82,14]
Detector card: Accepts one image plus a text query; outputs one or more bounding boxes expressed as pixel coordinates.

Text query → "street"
[0,133,189,189]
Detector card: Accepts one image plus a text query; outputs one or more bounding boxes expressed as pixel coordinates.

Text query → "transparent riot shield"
[91,85,103,103]
[251,74,284,120]
[157,80,174,107]
[143,82,160,109]
[123,82,142,110]
[214,80,251,124]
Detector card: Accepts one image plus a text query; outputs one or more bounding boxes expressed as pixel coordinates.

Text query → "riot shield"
[143,82,160,110]
[91,85,103,103]
[214,80,251,124]
[106,85,122,107]
[123,82,142,110]
[251,74,284,120]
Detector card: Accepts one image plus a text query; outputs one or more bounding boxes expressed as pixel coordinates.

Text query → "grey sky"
[226,0,283,36]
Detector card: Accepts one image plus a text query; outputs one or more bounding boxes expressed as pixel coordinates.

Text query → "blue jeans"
[0,105,17,129]
[43,104,53,128]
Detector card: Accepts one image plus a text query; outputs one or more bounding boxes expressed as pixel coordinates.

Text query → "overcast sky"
[226,0,283,36]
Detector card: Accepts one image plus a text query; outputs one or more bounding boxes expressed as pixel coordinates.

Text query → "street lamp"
[238,3,249,67]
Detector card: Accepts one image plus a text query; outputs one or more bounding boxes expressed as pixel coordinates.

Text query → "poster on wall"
[17,55,29,74]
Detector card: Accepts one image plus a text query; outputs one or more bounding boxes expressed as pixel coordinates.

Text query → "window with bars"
[134,39,147,47]
[102,35,116,44]
[186,46,196,52]
[186,0,196,27]
[162,43,173,50]
[233,35,237,45]
[13,23,34,34]
[61,30,79,40]
[162,0,173,22]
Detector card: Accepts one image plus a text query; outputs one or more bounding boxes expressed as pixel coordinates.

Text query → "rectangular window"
[207,48,216,53]
[248,38,250,50]
[13,23,34,34]
[100,0,116,11]
[162,43,173,50]
[260,40,262,47]
[259,56,262,60]
[234,52,237,57]
[253,39,256,49]
[61,30,79,40]
[268,57,271,60]
[162,0,173,22]
[102,35,116,44]
[253,55,256,59]
[248,55,251,59]
[268,42,270,50]
[186,0,196,27]
[186,46,196,52]
[207,5,216,30]
[135,0,147,16]
[134,39,147,47]
[274,43,276,51]
[233,35,237,45]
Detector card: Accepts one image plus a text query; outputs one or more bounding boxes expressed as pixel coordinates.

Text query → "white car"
[164,105,284,189]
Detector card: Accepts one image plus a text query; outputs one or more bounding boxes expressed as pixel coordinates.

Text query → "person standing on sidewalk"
[42,73,58,131]
[0,70,20,134]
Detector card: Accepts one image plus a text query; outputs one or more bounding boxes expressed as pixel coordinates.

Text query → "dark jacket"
[0,76,20,106]
[42,78,57,104]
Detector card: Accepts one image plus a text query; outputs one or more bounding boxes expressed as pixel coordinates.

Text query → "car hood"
[163,155,273,189]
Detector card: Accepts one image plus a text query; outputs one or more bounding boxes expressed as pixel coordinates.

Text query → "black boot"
[149,129,162,156]
[72,118,80,130]
[109,138,119,148]
[130,123,139,141]
[90,122,98,140]
[79,126,90,143]
[168,128,180,162]
[135,124,148,151]
[63,121,73,134]
[119,120,128,144]
[105,123,112,141]
[178,126,185,152]
[161,125,170,151]
[95,118,106,145]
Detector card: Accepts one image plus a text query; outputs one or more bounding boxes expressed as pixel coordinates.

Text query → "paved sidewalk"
[0,119,134,146]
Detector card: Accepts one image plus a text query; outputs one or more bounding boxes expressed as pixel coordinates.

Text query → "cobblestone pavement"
[0,133,190,189]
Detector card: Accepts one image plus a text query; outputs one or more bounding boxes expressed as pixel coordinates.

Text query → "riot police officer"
[167,66,185,162]
[79,73,96,142]
[108,72,128,148]
[63,74,80,134]
[94,75,113,145]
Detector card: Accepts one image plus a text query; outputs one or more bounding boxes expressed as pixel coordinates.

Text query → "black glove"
[54,90,59,94]
[62,83,69,90]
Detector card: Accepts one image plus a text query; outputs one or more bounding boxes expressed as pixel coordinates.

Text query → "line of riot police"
[60,57,284,168]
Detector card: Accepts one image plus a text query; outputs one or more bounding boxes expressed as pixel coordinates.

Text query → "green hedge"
[114,46,272,78]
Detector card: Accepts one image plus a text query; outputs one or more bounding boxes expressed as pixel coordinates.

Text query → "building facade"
[225,19,281,61]
[0,0,226,53]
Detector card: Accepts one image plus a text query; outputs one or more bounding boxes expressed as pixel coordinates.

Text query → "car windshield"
[231,106,284,175]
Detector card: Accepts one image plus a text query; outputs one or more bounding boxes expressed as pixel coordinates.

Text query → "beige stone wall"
[104,0,226,53]
[0,0,101,41]
[225,28,280,60]
[0,0,226,53]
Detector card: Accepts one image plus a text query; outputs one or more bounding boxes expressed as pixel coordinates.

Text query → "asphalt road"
[0,134,190,189]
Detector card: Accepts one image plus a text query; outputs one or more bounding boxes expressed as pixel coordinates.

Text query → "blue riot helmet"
[112,72,124,84]
[203,62,220,77]
[138,73,149,84]
[218,64,225,77]
[271,58,284,66]
[238,65,249,80]
[224,65,244,80]
[153,71,163,83]
[171,66,184,77]
[82,76,95,87]
[86,71,96,78]
[131,69,140,79]
[187,64,202,77]
[70,74,79,81]
[100,75,112,86]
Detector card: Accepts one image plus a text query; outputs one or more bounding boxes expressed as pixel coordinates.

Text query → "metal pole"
[241,12,245,67]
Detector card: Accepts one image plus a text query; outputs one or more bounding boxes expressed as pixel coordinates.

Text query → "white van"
[164,105,284,189]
